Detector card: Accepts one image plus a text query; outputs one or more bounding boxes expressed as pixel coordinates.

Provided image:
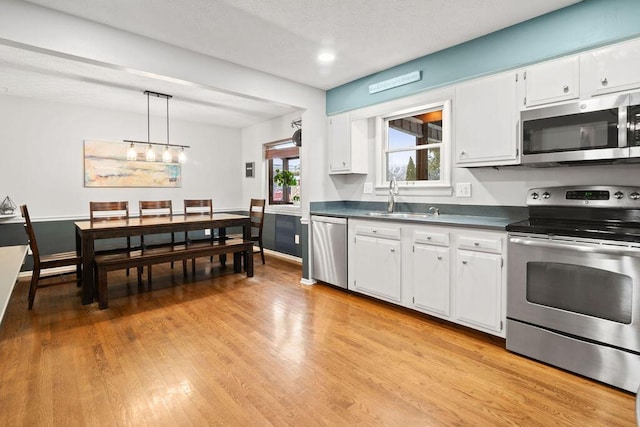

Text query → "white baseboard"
[263,248,302,264]
[299,278,316,286]
[18,265,77,279]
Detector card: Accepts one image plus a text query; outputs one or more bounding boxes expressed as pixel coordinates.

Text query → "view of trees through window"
[385,109,443,183]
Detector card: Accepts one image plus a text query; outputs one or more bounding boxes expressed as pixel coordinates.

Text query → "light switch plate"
[363,182,373,194]
[456,182,471,198]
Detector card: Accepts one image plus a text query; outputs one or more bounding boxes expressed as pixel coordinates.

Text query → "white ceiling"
[0,0,582,127]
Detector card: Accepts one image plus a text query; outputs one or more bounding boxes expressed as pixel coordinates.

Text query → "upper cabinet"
[328,113,368,174]
[521,56,580,108]
[581,38,640,97]
[455,71,519,167]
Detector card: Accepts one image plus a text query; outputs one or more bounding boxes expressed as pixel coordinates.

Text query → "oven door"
[508,233,640,353]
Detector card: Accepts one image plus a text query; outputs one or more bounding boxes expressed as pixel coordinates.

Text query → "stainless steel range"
[506,185,640,392]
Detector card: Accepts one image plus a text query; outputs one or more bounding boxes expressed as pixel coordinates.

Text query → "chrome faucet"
[429,206,440,217]
[388,177,399,213]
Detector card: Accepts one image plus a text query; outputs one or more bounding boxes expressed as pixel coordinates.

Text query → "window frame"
[375,99,452,194]
[264,138,300,206]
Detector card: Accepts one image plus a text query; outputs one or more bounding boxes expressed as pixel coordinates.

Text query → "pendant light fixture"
[291,119,302,146]
[124,90,189,163]
[162,94,172,163]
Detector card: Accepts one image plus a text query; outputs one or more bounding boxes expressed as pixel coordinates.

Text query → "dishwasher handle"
[311,215,347,225]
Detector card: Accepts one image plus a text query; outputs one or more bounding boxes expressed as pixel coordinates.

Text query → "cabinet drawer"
[457,236,502,254]
[354,225,400,240]
[413,230,449,247]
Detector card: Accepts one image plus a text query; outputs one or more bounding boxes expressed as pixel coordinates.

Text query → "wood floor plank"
[0,255,635,426]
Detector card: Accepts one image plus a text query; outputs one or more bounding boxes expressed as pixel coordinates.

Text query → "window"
[380,100,451,190]
[265,139,300,205]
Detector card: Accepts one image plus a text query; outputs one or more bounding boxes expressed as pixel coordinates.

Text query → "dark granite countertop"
[310,201,527,231]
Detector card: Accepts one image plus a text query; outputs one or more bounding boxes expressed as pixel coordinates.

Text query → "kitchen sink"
[364,212,435,219]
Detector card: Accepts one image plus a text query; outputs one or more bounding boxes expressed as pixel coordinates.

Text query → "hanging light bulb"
[162,145,172,163]
[124,91,189,165]
[126,142,137,161]
[146,144,156,162]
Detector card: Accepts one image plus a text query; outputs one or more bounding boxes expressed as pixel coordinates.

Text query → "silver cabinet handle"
[601,77,608,86]
[462,260,467,264]
[460,151,466,157]
[509,236,640,257]
[437,256,442,260]
[426,236,432,240]
[390,248,395,252]
[474,242,479,246]
[563,85,569,93]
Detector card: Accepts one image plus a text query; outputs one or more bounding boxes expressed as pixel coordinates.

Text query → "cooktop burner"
[506,185,640,242]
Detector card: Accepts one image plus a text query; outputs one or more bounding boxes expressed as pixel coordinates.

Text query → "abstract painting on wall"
[84,140,182,188]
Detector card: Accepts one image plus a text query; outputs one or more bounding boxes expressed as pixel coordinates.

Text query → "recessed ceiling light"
[317,52,336,64]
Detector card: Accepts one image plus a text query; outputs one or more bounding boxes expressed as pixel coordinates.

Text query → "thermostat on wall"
[245,162,255,178]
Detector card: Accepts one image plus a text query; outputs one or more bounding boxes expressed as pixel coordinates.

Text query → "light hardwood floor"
[0,256,635,426]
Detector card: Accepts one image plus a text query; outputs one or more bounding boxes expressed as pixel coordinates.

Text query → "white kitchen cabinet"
[347,220,506,337]
[521,56,580,107]
[349,221,402,303]
[581,38,640,96]
[455,71,519,167]
[411,229,450,318]
[454,233,504,335]
[328,113,368,174]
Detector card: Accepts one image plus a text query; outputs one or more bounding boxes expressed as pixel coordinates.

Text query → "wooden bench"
[94,239,254,309]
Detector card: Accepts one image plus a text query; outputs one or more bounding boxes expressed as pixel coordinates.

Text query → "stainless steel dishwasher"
[311,215,347,289]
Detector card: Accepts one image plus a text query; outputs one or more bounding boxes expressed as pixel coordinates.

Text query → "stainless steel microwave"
[520,93,640,165]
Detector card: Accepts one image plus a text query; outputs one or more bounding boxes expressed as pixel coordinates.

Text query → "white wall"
[241,111,303,213]
[330,153,640,207]
[0,0,328,222]
[326,86,640,208]
[0,95,243,220]
[241,106,332,219]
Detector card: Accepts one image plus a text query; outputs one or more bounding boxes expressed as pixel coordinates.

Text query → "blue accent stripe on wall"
[326,0,640,115]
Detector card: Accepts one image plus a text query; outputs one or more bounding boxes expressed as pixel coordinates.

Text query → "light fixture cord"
[147,91,150,143]
[166,96,169,146]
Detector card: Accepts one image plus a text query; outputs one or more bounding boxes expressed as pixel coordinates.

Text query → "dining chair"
[138,200,174,284]
[89,201,132,275]
[20,205,82,309]
[248,198,266,264]
[183,199,214,273]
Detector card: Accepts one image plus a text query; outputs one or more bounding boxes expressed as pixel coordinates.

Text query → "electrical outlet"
[294,234,300,244]
[363,182,373,194]
[456,182,471,198]
[204,229,211,236]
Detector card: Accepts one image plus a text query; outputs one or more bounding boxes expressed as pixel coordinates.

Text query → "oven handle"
[509,236,640,257]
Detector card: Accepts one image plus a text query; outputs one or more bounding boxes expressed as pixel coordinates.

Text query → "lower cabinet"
[412,230,451,317]
[455,250,503,333]
[349,221,402,303]
[349,219,506,337]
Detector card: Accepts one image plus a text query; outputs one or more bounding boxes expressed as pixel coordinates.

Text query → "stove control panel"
[527,186,640,208]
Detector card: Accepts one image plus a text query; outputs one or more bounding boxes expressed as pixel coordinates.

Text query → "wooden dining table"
[75,213,252,305]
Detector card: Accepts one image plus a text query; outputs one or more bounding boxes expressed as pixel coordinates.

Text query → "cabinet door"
[455,72,519,166]
[582,38,640,96]
[455,250,502,333]
[524,56,579,107]
[412,244,450,317]
[328,113,351,173]
[352,235,402,302]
